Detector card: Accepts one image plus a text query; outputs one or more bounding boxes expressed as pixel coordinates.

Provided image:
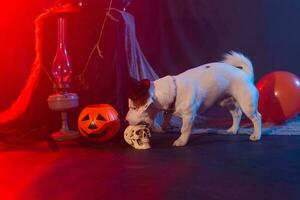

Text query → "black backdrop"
[130,0,300,78]
[0,0,300,133]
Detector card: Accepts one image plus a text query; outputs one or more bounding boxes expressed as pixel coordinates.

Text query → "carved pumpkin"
[78,104,120,142]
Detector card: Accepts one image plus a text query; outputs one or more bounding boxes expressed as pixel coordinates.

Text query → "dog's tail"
[223,51,254,82]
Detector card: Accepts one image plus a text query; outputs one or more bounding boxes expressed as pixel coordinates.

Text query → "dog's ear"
[137,97,153,114]
[128,99,135,109]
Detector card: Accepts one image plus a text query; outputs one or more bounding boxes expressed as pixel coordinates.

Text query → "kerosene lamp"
[47,2,81,141]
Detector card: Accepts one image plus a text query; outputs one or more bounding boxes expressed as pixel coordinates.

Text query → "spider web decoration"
[77,5,159,83]
[119,9,159,81]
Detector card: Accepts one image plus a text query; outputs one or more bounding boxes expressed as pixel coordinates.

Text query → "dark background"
[130,0,300,78]
[0,0,299,118]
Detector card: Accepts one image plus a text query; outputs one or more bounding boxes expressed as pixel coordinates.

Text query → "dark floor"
[0,133,300,200]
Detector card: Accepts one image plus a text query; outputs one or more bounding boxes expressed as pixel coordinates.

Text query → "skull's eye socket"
[130,130,135,137]
[82,114,90,121]
[96,114,106,121]
[145,129,150,134]
[136,130,143,136]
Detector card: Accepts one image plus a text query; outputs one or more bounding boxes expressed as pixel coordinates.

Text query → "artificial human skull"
[124,125,151,149]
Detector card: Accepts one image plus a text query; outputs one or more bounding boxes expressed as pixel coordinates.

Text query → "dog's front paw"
[151,124,164,133]
[226,127,238,134]
[162,125,178,132]
[249,134,261,141]
[162,123,171,131]
[173,138,188,147]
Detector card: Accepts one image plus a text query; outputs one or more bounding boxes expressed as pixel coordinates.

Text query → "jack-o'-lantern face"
[78,104,120,142]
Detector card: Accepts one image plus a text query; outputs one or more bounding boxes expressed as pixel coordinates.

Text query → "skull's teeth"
[136,139,142,146]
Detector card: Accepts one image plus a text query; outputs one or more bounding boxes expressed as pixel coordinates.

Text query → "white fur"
[126,52,262,147]
[223,51,254,82]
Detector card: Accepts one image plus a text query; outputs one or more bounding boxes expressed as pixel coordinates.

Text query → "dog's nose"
[137,121,150,127]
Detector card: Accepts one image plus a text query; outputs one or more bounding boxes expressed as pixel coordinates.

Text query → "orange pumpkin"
[78,104,120,142]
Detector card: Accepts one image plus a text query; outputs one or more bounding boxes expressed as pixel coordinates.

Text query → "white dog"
[126,51,261,147]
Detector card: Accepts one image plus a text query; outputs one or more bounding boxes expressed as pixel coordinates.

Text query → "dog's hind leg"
[173,114,195,147]
[236,87,262,141]
[220,97,242,134]
[245,111,262,141]
[228,107,242,134]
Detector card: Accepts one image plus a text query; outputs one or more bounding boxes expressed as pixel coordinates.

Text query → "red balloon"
[256,71,300,124]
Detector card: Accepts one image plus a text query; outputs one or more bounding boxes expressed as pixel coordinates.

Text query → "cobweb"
[114,9,167,126]
[118,10,159,81]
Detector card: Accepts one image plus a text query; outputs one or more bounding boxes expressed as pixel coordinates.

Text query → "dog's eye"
[129,106,137,110]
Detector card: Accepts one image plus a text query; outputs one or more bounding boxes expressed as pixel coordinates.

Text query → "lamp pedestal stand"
[48,93,80,141]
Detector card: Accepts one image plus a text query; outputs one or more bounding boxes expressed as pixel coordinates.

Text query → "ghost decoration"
[124,125,151,149]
